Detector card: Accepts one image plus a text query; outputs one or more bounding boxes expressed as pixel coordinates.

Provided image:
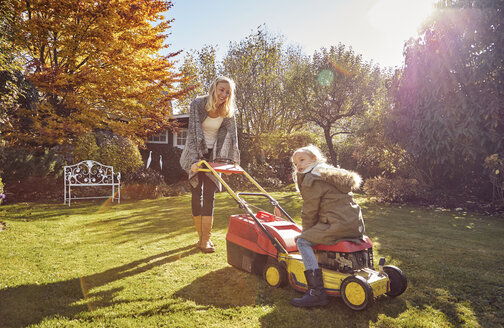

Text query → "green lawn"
[0,193,503,328]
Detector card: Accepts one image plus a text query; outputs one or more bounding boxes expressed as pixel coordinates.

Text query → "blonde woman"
[179,76,240,253]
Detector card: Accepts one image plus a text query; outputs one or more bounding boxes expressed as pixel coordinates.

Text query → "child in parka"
[291,145,365,307]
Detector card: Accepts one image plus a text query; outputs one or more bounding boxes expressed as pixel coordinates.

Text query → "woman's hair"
[205,76,236,118]
[291,145,327,188]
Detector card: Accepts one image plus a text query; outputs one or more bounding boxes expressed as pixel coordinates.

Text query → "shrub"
[0,147,66,183]
[246,162,283,189]
[484,153,504,207]
[122,168,169,199]
[0,177,4,204]
[240,131,320,186]
[363,176,427,203]
[73,132,143,176]
[72,133,100,163]
[4,176,62,203]
[98,134,143,176]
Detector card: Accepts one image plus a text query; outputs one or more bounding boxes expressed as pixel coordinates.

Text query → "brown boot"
[200,215,215,253]
[192,215,202,248]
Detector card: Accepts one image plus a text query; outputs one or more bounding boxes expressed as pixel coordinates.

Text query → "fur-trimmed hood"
[305,163,362,193]
[296,162,365,245]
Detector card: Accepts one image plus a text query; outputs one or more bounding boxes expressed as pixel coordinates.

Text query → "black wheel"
[384,265,407,297]
[340,275,374,311]
[263,260,288,288]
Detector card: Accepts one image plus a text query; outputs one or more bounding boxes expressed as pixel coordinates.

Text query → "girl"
[290,145,365,307]
[179,76,240,253]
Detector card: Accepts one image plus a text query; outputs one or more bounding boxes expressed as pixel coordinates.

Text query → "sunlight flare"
[368,0,437,39]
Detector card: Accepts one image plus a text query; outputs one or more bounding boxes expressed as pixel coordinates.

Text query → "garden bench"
[64,160,121,206]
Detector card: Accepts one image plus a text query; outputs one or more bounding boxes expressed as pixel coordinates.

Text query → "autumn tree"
[6,0,188,147]
[288,44,382,166]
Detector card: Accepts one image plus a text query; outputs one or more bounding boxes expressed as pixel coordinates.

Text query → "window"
[147,131,168,144]
[174,128,188,148]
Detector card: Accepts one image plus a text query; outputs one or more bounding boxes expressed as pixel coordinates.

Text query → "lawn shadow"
[83,197,197,244]
[256,268,407,328]
[173,266,260,308]
[82,195,257,246]
[1,200,107,222]
[0,245,197,328]
[174,263,407,328]
[17,192,294,247]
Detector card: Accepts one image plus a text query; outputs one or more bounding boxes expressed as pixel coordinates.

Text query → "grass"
[0,192,503,328]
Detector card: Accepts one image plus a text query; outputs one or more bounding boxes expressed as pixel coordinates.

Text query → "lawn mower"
[197,160,407,310]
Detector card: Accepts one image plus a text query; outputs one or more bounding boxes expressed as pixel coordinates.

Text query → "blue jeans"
[296,237,319,271]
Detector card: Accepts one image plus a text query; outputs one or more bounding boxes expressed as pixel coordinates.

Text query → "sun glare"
[368,0,437,40]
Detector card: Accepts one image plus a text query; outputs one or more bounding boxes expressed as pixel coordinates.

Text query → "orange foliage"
[8,0,188,146]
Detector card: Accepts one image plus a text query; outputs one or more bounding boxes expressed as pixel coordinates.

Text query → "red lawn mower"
[197,160,407,310]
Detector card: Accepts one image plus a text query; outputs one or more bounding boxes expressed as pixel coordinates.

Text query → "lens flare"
[328,59,352,76]
[96,194,116,213]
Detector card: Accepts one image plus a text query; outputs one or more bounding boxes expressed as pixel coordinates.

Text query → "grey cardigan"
[179,96,240,189]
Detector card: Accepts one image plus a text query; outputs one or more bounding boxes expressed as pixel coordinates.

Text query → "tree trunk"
[323,127,338,166]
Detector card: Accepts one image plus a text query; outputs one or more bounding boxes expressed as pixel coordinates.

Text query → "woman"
[179,76,240,253]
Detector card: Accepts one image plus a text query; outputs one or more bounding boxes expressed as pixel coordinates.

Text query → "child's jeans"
[296,237,319,271]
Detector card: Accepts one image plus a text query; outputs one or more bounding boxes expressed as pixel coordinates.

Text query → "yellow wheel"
[263,260,287,288]
[340,276,373,310]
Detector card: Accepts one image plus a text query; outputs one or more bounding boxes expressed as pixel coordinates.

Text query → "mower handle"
[236,192,296,224]
[194,160,289,255]
[212,157,235,164]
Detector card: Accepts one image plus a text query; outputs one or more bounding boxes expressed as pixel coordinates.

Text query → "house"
[145,114,189,150]
[141,114,189,183]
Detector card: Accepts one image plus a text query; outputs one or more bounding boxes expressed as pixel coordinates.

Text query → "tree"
[388,0,503,190]
[176,45,218,113]
[344,71,415,179]
[6,0,188,146]
[222,27,305,138]
[288,44,382,166]
[0,0,25,134]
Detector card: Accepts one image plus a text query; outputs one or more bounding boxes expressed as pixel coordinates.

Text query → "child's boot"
[291,269,329,307]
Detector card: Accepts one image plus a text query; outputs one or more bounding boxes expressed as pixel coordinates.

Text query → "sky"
[164,0,438,69]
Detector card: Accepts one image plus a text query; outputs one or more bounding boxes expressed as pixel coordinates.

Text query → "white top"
[202,116,224,149]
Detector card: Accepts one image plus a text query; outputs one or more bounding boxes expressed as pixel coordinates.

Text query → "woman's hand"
[191,162,199,173]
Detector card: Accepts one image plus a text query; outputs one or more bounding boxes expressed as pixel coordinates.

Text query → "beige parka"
[297,164,365,245]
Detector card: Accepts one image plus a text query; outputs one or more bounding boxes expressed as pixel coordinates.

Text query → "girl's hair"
[205,76,237,118]
[291,145,327,188]
[291,145,327,166]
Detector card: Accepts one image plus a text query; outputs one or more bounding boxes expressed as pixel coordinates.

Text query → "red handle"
[256,211,275,222]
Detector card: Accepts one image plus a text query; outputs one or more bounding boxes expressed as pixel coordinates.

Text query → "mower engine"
[317,249,373,273]
[313,236,375,274]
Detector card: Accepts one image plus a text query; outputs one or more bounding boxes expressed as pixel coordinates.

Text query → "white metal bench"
[64,160,121,206]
